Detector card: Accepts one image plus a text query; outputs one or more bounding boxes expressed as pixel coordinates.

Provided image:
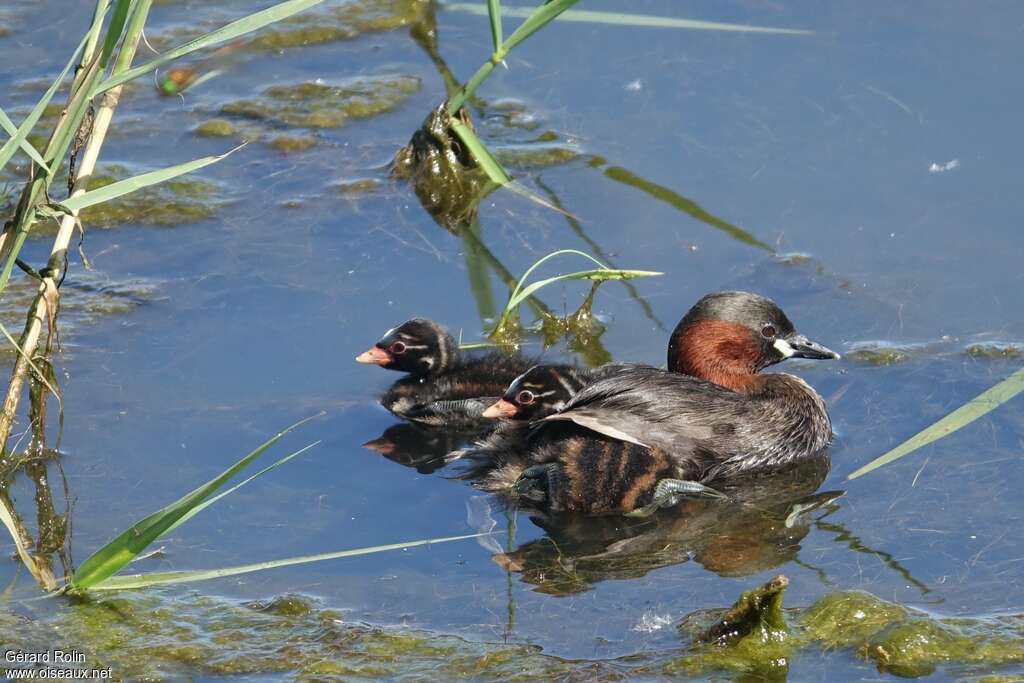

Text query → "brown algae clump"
[194,119,236,137]
[845,342,913,365]
[221,75,420,129]
[269,134,317,153]
[494,144,580,168]
[337,178,380,194]
[965,342,1024,359]
[248,0,429,51]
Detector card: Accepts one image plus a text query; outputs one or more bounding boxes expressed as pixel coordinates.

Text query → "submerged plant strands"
[848,367,1024,479]
[219,75,420,130]
[0,272,161,350]
[444,3,813,35]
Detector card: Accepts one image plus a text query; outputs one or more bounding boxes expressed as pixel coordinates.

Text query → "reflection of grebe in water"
[478,455,841,595]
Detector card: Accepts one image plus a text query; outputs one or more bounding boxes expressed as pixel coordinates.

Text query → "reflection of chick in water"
[491,455,839,595]
[363,422,480,475]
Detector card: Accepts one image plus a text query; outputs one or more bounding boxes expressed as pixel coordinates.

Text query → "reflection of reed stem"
[503,507,517,643]
[815,519,932,596]
[461,217,497,324]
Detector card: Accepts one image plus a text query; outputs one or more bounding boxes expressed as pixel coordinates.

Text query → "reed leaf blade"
[99,0,133,67]
[0,33,88,173]
[450,118,510,185]
[95,0,327,94]
[848,367,1024,479]
[445,3,812,34]
[0,109,50,172]
[87,533,487,590]
[487,0,503,50]
[69,413,322,590]
[163,441,320,537]
[59,145,242,212]
[500,0,580,54]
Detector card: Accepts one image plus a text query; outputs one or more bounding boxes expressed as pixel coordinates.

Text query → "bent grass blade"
[87,533,488,590]
[507,268,662,311]
[444,3,812,35]
[848,367,1024,479]
[68,413,324,591]
[495,249,661,331]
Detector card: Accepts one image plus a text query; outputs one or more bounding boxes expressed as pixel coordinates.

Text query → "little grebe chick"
[448,363,609,465]
[474,291,840,515]
[356,318,533,426]
[464,364,700,515]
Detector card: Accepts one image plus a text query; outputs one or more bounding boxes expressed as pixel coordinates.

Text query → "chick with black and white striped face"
[482,364,595,422]
[355,318,456,376]
[356,318,532,427]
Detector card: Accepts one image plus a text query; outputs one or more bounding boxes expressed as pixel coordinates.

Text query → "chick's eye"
[389,341,407,355]
[761,324,777,339]
[516,390,535,405]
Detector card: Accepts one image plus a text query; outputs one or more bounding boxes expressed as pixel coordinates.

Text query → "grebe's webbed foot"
[513,464,557,504]
[625,478,726,518]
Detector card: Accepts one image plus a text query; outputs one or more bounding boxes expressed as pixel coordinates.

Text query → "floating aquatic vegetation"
[671,576,1024,679]
[965,341,1023,359]
[845,341,916,365]
[493,143,580,168]
[336,178,380,195]
[193,118,236,138]
[221,75,420,129]
[247,0,429,51]
[268,133,317,153]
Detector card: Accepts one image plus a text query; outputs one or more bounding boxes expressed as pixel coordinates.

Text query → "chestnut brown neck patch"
[668,319,762,391]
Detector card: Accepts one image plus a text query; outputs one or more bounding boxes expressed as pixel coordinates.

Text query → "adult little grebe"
[473,291,840,515]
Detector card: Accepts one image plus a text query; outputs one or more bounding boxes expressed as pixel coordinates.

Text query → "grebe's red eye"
[389,341,407,355]
[516,390,535,405]
[761,325,777,339]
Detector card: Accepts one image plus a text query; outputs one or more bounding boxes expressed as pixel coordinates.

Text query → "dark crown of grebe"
[667,291,839,391]
[481,365,593,421]
[355,318,457,376]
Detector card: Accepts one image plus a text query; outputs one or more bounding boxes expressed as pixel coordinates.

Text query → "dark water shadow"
[484,456,839,595]
[362,421,481,475]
